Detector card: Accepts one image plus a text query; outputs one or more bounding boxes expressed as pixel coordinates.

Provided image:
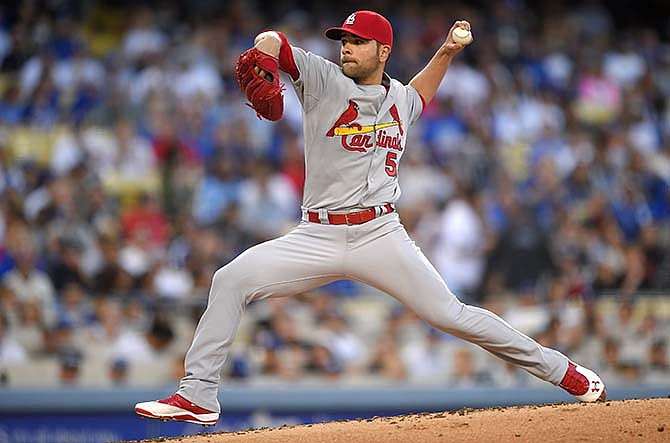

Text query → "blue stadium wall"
[0,386,668,442]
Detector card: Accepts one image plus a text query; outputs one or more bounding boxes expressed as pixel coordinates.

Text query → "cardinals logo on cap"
[325,11,393,49]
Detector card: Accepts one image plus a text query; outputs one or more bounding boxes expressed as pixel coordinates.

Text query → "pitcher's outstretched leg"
[345,215,606,401]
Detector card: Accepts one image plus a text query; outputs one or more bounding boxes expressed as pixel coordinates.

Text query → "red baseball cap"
[325,10,393,48]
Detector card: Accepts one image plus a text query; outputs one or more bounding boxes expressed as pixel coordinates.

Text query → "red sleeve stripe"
[276,31,299,81]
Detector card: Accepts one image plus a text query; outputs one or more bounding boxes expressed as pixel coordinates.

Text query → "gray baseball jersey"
[290,46,422,211]
[177,43,570,413]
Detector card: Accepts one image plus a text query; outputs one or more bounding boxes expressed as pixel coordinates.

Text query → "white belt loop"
[301,206,309,222]
[374,206,382,217]
[318,208,330,224]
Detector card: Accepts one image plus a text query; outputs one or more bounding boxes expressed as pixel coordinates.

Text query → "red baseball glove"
[235,48,284,121]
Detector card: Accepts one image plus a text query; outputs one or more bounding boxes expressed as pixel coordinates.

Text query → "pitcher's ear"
[379,44,391,62]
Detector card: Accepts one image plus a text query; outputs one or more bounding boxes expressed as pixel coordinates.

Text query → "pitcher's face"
[340,33,388,82]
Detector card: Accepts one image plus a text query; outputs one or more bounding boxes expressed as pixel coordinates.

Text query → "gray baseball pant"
[178,213,569,412]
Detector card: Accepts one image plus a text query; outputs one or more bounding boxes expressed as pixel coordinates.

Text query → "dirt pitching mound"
[134,398,669,443]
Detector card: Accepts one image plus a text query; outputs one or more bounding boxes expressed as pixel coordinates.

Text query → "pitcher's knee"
[209,265,243,303]
[420,300,465,333]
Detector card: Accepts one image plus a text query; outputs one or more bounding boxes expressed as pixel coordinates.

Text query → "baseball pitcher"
[136,10,606,425]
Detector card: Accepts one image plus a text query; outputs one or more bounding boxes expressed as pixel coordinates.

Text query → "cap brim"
[325,27,372,42]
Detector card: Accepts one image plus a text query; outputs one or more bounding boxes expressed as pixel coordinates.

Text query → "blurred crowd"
[0,0,669,388]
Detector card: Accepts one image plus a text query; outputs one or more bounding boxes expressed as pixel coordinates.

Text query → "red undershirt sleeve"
[275,31,299,81]
[418,92,426,113]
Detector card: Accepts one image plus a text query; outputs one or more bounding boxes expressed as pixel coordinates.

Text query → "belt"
[303,204,395,225]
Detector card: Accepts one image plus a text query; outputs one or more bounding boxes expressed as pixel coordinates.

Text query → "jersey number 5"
[385,151,398,177]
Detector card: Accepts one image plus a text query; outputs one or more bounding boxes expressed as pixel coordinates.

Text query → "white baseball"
[452,27,472,45]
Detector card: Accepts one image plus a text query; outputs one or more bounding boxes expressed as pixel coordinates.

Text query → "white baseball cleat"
[559,361,607,402]
[135,393,219,425]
